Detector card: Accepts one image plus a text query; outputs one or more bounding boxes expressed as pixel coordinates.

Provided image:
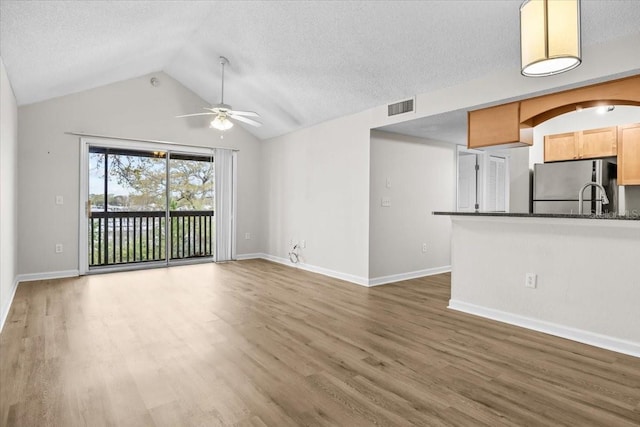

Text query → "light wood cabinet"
[544,132,578,162]
[581,126,617,159]
[544,126,617,162]
[468,102,533,149]
[618,123,640,185]
[467,75,640,150]
[520,75,640,125]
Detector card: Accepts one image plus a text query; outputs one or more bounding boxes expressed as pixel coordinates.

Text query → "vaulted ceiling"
[1,1,639,140]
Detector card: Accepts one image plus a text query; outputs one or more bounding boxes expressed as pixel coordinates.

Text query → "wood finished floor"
[1,259,639,427]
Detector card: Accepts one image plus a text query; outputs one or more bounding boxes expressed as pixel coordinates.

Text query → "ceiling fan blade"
[203,107,222,113]
[176,112,216,118]
[230,114,262,127]
[229,110,260,117]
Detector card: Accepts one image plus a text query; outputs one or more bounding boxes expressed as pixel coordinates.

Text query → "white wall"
[261,111,372,283]
[17,72,263,276]
[449,216,640,357]
[369,131,454,280]
[507,146,531,213]
[0,57,19,329]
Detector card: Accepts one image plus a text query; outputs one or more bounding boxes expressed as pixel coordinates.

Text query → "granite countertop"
[432,211,640,221]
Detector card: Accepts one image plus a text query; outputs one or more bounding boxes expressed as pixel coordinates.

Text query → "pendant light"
[520,0,581,77]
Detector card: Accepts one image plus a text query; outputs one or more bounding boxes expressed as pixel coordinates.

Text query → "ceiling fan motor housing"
[213,103,233,111]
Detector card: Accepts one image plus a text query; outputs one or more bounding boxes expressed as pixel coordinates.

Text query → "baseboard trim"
[246,253,370,287]
[448,299,640,358]
[17,269,80,283]
[235,253,264,261]
[237,254,449,288]
[368,266,451,287]
[0,276,20,333]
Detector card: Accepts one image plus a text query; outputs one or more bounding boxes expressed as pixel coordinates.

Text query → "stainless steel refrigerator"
[533,159,617,214]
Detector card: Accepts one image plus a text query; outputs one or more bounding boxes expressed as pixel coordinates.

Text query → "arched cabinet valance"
[468,74,640,149]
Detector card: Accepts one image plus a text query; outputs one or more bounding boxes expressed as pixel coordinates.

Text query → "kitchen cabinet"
[581,126,617,159]
[468,102,532,149]
[544,126,617,162]
[544,132,578,162]
[618,123,640,185]
[520,75,640,126]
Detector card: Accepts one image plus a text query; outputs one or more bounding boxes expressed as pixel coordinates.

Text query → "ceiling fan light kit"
[177,55,262,132]
[520,0,581,77]
[210,114,234,131]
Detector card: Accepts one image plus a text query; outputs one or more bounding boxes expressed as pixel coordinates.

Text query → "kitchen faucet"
[578,182,609,215]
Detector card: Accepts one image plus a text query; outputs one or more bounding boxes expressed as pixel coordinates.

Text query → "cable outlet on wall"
[422,243,427,253]
[55,243,63,253]
[525,272,537,289]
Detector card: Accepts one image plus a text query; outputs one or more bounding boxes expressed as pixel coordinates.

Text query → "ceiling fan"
[177,56,262,131]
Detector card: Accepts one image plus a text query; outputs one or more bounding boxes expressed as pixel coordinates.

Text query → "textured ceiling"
[1,1,640,140]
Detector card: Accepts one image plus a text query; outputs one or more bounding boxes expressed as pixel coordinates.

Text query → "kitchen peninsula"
[434,211,640,358]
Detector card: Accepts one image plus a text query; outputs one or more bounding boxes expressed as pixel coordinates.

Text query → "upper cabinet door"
[468,103,527,149]
[618,123,640,185]
[580,126,617,159]
[544,126,619,162]
[544,132,578,162]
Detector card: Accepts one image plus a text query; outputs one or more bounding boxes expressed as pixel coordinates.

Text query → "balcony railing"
[89,210,214,267]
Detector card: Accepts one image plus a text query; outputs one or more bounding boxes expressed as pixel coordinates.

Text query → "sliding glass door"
[89,147,168,266]
[168,153,214,261]
[84,141,215,271]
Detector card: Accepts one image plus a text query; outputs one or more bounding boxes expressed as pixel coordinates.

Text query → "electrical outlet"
[422,243,427,253]
[245,232,251,240]
[525,273,537,288]
[301,240,306,249]
[55,244,63,253]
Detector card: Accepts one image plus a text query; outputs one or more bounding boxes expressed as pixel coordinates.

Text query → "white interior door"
[457,148,480,212]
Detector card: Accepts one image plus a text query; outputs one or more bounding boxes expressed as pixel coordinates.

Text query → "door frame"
[456,145,511,213]
[78,137,215,275]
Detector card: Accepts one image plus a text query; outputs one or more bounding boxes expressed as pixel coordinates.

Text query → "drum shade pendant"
[520,0,581,77]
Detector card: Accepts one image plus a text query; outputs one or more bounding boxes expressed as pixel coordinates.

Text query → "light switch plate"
[381,197,391,207]
[55,195,64,205]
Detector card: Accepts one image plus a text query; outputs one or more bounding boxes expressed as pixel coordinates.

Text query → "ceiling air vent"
[388,98,414,117]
